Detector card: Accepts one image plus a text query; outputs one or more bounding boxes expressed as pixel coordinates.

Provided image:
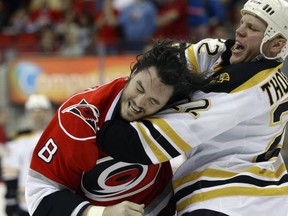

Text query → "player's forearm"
[97,119,152,164]
[82,202,144,216]
[32,190,88,216]
[82,206,105,216]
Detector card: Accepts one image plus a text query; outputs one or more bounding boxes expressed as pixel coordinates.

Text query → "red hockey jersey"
[26,77,174,216]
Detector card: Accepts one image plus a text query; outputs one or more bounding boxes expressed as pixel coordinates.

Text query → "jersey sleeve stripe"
[135,122,169,163]
[173,163,288,212]
[173,162,287,188]
[176,184,288,212]
[142,120,182,158]
[146,117,192,153]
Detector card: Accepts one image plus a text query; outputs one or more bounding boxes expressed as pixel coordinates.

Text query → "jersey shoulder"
[186,38,229,75]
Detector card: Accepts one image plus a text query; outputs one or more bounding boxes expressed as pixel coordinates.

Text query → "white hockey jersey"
[2,131,42,212]
[98,38,288,216]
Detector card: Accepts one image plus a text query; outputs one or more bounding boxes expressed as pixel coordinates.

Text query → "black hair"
[130,39,210,105]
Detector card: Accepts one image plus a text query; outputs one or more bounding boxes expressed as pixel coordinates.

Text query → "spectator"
[2,7,30,34]
[75,11,94,53]
[71,0,98,17]
[186,0,225,42]
[55,8,77,44]
[59,25,84,57]
[38,25,59,54]
[118,0,157,53]
[29,0,64,11]
[94,0,121,54]
[27,0,63,33]
[0,0,30,30]
[152,0,189,41]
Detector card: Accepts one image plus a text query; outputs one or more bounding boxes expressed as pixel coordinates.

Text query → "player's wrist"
[82,205,106,216]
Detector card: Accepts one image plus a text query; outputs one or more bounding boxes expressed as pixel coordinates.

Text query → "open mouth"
[231,41,244,54]
[129,100,141,114]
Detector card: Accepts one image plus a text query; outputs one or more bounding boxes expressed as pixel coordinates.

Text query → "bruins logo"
[216,72,230,83]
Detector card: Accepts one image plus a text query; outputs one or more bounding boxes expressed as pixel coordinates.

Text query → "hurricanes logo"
[62,99,100,132]
[81,156,161,202]
[60,99,100,140]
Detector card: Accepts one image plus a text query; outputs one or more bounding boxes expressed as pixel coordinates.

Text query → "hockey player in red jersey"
[25,40,209,216]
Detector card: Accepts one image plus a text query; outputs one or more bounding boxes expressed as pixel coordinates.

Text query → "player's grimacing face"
[120,66,174,121]
[230,13,267,64]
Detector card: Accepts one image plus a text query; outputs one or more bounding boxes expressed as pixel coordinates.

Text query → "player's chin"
[121,110,139,121]
[229,55,243,64]
[128,113,143,121]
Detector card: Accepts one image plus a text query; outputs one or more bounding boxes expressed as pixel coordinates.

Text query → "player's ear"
[272,37,286,51]
[265,37,286,58]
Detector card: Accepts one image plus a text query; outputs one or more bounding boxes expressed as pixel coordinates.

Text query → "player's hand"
[103,201,145,216]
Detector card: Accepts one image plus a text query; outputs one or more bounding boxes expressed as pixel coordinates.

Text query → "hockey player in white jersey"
[97,0,288,215]
[2,94,53,216]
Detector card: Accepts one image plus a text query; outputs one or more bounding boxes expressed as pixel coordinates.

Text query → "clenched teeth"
[129,101,141,113]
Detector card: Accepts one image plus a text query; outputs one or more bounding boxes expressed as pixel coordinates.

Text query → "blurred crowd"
[0,0,246,61]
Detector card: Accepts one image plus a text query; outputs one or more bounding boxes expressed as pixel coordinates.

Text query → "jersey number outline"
[38,138,58,163]
[172,99,210,118]
[197,39,225,56]
[256,100,288,162]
